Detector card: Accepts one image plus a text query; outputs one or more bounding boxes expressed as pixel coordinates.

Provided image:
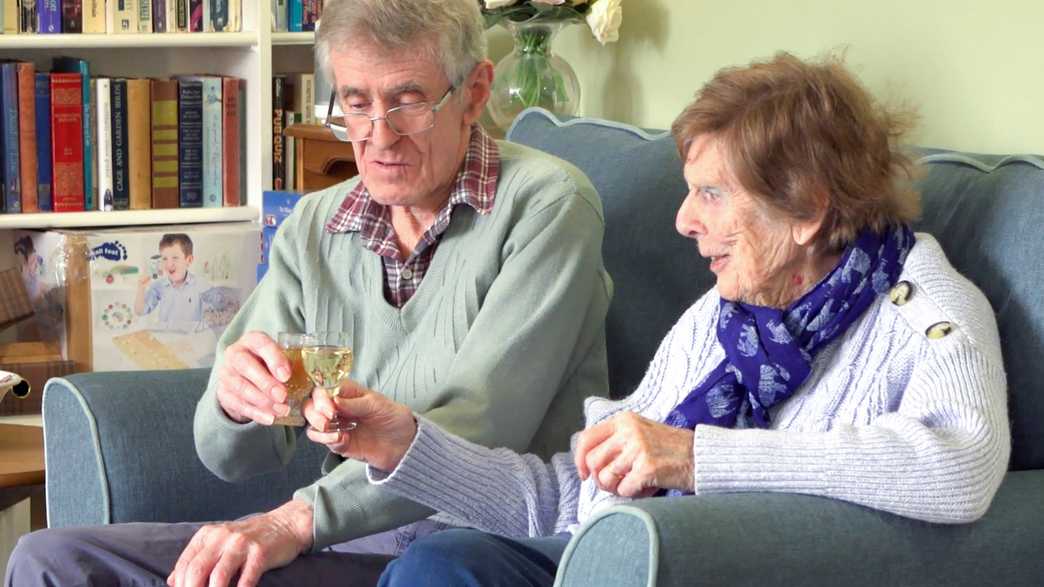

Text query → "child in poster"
[134,233,212,333]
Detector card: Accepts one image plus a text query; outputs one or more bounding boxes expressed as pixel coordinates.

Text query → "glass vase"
[487,18,582,132]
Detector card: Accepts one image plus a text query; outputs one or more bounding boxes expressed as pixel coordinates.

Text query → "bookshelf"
[0,5,318,228]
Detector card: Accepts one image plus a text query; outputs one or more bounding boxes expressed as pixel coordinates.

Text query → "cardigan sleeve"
[367,418,583,538]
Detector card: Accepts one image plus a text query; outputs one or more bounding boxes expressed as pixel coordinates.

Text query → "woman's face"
[675,135,811,307]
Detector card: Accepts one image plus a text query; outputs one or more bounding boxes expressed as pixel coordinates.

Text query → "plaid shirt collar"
[325,125,499,251]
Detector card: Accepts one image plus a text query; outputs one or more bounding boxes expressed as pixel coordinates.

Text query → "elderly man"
[4,0,610,585]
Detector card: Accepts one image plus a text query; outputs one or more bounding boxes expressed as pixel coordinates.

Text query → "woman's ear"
[792,190,830,246]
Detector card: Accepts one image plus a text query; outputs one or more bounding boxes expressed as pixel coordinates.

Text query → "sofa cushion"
[913,151,1044,471]
[508,109,1044,471]
[508,109,716,399]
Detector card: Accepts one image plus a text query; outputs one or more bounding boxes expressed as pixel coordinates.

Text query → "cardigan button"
[889,281,913,306]
[926,321,955,339]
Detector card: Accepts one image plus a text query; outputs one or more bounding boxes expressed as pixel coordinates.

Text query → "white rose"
[484,0,520,8]
[586,0,622,44]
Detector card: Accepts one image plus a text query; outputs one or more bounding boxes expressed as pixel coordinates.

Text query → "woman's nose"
[675,194,705,239]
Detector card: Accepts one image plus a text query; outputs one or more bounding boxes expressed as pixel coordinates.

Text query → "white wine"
[301,345,354,394]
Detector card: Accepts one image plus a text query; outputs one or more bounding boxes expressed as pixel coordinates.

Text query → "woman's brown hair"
[671,52,920,250]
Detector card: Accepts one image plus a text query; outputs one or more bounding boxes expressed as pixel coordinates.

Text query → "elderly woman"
[305,52,1010,586]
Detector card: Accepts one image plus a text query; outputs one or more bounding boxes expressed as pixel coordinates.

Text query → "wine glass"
[272,332,317,427]
[301,331,357,431]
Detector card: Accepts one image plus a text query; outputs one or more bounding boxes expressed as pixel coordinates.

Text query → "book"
[95,77,113,211]
[208,0,228,32]
[1,63,21,213]
[283,109,296,190]
[2,0,15,34]
[301,0,318,31]
[163,0,176,32]
[271,75,285,191]
[39,0,61,32]
[177,78,203,207]
[226,0,238,31]
[52,57,93,211]
[19,0,38,32]
[150,78,179,209]
[188,0,200,31]
[236,78,245,204]
[200,77,222,207]
[153,0,166,32]
[113,0,136,33]
[88,78,97,210]
[126,78,152,210]
[61,0,82,33]
[34,73,53,211]
[137,0,151,32]
[271,0,287,32]
[175,0,186,31]
[110,78,129,210]
[288,0,301,32]
[84,0,104,32]
[293,72,315,125]
[17,62,38,214]
[50,72,85,213]
[221,76,241,207]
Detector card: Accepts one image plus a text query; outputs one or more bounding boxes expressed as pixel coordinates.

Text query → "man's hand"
[574,411,695,497]
[304,380,418,472]
[215,331,292,425]
[167,500,314,587]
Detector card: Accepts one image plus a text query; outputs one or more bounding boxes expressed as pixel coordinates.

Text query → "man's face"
[329,41,485,212]
[160,245,192,285]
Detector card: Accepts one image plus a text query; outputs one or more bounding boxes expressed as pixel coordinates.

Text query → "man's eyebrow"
[339,82,428,101]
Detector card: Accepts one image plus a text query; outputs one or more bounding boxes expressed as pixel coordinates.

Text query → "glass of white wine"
[273,332,317,427]
[301,331,357,431]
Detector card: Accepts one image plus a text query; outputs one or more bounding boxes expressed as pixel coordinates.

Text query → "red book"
[50,72,85,212]
[222,77,241,207]
[16,63,39,214]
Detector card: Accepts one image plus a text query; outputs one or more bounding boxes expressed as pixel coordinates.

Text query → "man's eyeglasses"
[324,86,456,143]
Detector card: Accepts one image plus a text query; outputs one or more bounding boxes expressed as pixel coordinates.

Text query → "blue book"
[39,0,62,33]
[110,79,130,211]
[1,63,21,213]
[52,57,93,211]
[258,190,302,280]
[34,73,53,212]
[288,0,302,32]
[177,79,204,208]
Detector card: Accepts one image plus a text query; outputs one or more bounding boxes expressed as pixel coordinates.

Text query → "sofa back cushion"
[508,110,716,399]
[508,109,1044,471]
[913,151,1044,471]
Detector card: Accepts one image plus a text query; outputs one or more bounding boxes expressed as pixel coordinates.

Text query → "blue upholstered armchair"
[44,110,1044,585]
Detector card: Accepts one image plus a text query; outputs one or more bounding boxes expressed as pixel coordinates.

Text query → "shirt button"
[400,267,414,280]
[926,321,955,339]
[889,281,913,306]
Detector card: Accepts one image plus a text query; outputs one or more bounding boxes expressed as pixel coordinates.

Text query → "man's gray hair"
[316,0,487,88]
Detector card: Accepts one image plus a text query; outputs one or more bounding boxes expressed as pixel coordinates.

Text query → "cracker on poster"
[112,330,191,370]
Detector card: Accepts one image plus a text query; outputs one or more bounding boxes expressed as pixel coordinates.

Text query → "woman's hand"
[303,380,418,472]
[574,411,695,497]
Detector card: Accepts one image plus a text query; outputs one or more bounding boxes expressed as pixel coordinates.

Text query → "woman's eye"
[700,186,722,201]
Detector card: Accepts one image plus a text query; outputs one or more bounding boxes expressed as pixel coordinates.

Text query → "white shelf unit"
[0,3,317,228]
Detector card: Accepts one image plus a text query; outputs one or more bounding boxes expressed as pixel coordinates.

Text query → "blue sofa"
[43,109,1044,585]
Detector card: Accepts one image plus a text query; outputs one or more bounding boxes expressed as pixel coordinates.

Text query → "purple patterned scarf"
[665,225,914,435]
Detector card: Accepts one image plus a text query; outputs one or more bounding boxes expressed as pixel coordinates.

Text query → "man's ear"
[461,60,494,126]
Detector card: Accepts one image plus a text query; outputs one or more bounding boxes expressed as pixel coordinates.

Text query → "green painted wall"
[489,0,1044,154]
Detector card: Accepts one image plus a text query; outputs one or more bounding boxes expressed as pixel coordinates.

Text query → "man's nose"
[368,117,400,149]
[675,194,705,239]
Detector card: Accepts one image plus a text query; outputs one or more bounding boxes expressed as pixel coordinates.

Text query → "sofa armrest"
[555,470,1044,587]
[43,369,328,528]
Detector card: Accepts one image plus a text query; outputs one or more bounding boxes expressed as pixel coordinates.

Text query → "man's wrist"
[275,499,315,553]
